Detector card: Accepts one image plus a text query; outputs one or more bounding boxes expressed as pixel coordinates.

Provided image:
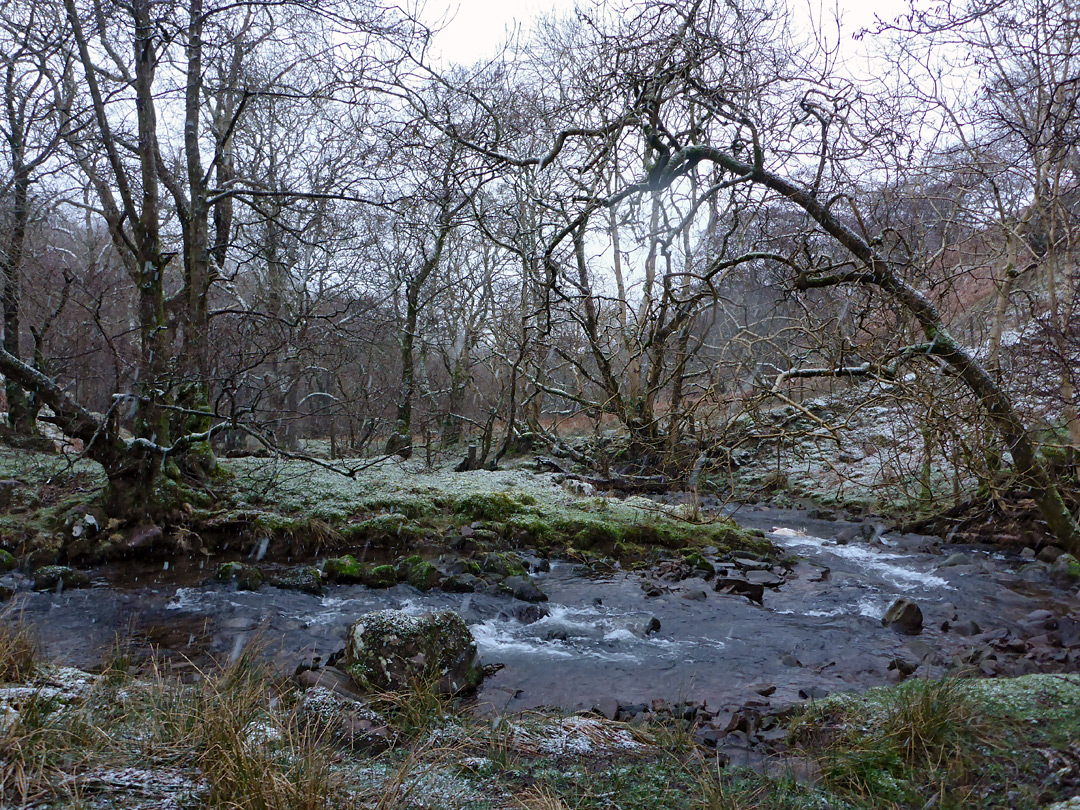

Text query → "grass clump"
[0,616,36,683]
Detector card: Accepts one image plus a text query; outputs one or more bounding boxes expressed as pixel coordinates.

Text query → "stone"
[299,686,394,752]
[780,653,802,668]
[323,555,363,584]
[681,588,708,602]
[950,619,981,636]
[0,549,15,572]
[798,686,829,700]
[397,557,441,591]
[361,564,399,589]
[0,584,13,601]
[498,603,550,624]
[1050,553,1080,585]
[750,682,776,696]
[32,565,90,592]
[499,575,547,603]
[744,570,784,587]
[271,565,323,595]
[216,561,264,590]
[343,609,483,695]
[295,666,366,699]
[441,572,479,593]
[1037,545,1066,564]
[591,697,620,720]
[939,553,972,568]
[617,614,661,638]
[715,577,765,605]
[882,598,923,635]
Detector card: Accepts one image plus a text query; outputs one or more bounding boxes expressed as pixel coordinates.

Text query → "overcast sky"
[425,0,912,67]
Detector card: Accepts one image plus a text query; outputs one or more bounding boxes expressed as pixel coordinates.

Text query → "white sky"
[425,0,913,67]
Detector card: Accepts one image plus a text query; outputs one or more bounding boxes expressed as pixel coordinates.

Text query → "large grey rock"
[32,565,90,592]
[1050,553,1080,584]
[343,609,483,695]
[882,598,923,635]
[499,575,547,603]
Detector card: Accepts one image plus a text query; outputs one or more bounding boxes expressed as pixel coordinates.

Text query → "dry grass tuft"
[0,612,37,684]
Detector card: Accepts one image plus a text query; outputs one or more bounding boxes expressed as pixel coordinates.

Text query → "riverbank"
[2,621,1078,810]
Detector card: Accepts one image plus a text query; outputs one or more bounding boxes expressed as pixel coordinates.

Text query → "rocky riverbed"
[3,506,1078,719]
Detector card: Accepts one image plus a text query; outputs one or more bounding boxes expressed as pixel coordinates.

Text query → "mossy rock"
[1050,553,1080,584]
[682,550,715,576]
[32,565,90,592]
[215,561,264,591]
[477,551,528,578]
[0,549,15,572]
[361,564,399,589]
[324,555,363,584]
[0,583,12,601]
[271,565,323,595]
[343,609,483,695]
[396,555,441,591]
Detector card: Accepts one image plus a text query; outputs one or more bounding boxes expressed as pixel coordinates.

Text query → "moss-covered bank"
[0,448,770,570]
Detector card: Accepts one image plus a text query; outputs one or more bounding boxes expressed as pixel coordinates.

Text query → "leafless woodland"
[1,0,1078,547]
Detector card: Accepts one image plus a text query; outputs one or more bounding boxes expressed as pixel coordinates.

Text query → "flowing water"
[4,506,1077,711]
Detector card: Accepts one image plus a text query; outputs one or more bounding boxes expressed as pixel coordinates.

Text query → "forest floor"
[1,623,1079,810]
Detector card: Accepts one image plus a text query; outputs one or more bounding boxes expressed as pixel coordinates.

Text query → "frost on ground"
[507,715,646,757]
[59,767,205,810]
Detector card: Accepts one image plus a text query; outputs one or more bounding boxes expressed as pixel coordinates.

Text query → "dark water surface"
[3,506,1077,711]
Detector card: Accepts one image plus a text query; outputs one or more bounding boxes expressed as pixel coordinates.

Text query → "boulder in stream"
[343,609,483,695]
[882,598,923,635]
[32,565,90,592]
[1049,553,1080,585]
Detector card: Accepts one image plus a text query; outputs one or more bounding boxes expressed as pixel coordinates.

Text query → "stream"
[4,506,1078,712]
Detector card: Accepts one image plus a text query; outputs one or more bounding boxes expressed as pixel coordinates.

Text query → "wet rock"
[616,614,661,638]
[441,572,480,593]
[1050,553,1080,585]
[681,588,709,602]
[780,653,802,668]
[343,609,483,695]
[806,508,836,521]
[477,551,528,578]
[0,549,15,572]
[715,577,764,605]
[590,697,620,720]
[693,727,726,748]
[361,564,399,589]
[323,555,363,584]
[1057,617,1080,648]
[681,551,715,577]
[498,603,550,624]
[536,620,601,642]
[270,566,323,595]
[905,638,941,664]
[1037,545,1066,564]
[0,584,13,601]
[499,575,547,603]
[744,570,784,587]
[32,565,90,592]
[750,682,776,696]
[882,598,923,635]
[397,556,441,591]
[939,553,972,568]
[216,561,264,590]
[888,656,918,677]
[1020,547,1037,560]
[798,686,829,700]
[950,619,981,636]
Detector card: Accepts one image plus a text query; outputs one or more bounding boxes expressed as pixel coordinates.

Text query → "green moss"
[681,550,715,575]
[477,551,527,578]
[0,548,15,571]
[448,492,536,522]
[215,561,264,590]
[324,554,363,583]
[342,514,425,544]
[362,564,400,589]
[358,496,435,520]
